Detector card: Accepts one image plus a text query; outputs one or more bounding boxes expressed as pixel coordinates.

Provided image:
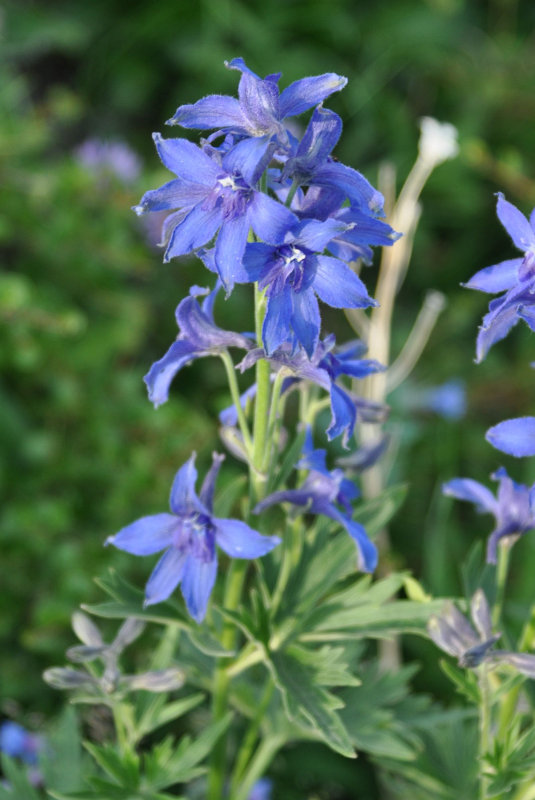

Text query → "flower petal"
[327,383,356,447]
[496,192,535,253]
[250,192,298,244]
[215,518,280,558]
[313,255,377,309]
[199,453,225,510]
[343,518,378,573]
[214,214,251,292]
[476,301,520,363]
[486,417,535,457]
[169,454,203,515]
[222,135,274,185]
[152,133,219,184]
[312,162,384,216]
[167,95,246,130]
[463,259,522,294]
[106,514,177,555]
[133,179,204,215]
[263,290,294,354]
[279,73,347,118]
[144,547,188,606]
[442,478,498,514]
[165,203,222,261]
[292,288,320,357]
[470,589,493,641]
[176,292,252,350]
[180,553,218,623]
[144,340,199,408]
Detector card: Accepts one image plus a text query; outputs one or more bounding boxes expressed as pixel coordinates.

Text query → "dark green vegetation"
[1,0,535,795]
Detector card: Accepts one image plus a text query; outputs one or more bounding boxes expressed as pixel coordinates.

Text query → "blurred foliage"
[1,0,535,794]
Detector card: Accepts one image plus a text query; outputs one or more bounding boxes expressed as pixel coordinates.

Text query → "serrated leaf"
[354,483,408,537]
[268,646,355,758]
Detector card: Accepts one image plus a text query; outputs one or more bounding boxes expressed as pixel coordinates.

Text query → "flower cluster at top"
[134,58,399,360]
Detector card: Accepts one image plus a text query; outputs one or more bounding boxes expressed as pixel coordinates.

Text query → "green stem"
[271,516,301,615]
[234,736,284,800]
[252,284,271,501]
[207,559,249,800]
[219,350,253,453]
[493,538,512,630]
[478,665,491,800]
[262,369,285,474]
[285,179,299,208]
[229,679,275,797]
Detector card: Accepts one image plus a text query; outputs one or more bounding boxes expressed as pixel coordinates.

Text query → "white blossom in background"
[418,116,459,169]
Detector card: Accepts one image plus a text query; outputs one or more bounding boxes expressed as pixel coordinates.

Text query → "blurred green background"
[1,0,535,790]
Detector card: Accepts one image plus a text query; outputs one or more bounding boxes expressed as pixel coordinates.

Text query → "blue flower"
[74,138,141,183]
[428,589,535,676]
[443,467,535,563]
[106,454,280,622]
[464,193,535,361]
[247,778,273,800]
[238,335,386,447]
[241,218,377,357]
[134,133,297,292]
[0,722,42,765]
[144,284,252,408]
[282,105,385,216]
[167,57,347,154]
[255,431,377,572]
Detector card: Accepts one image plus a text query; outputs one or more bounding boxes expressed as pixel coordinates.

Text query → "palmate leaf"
[267,644,355,758]
[135,692,205,739]
[83,742,140,790]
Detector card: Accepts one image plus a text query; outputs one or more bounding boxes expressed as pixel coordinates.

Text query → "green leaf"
[354,483,408,537]
[83,742,139,790]
[268,645,355,758]
[267,429,306,493]
[39,706,85,793]
[0,755,40,800]
[136,692,205,739]
[439,659,480,704]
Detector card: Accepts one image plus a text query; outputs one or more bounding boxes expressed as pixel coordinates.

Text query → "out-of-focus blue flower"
[247,777,273,800]
[255,430,377,572]
[168,57,347,154]
[238,335,386,448]
[464,193,535,361]
[420,380,466,420]
[429,589,535,676]
[106,454,280,622]
[402,379,467,420]
[74,139,141,183]
[0,721,42,765]
[486,416,535,457]
[282,106,385,216]
[443,467,535,563]
[240,217,377,356]
[134,133,297,292]
[144,284,252,408]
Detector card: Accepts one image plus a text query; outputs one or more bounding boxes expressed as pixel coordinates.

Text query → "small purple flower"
[168,57,347,154]
[144,284,252,408]
[241,218,377,357]
[106,454,280,622]
[428,589,535,676]
[464,193,535,361]
[134,133,297,292]
[255,430,377,572]
[239,335,386,447]
[0,722,42,765]
[74,139,141,183]
[443,467,535,563]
